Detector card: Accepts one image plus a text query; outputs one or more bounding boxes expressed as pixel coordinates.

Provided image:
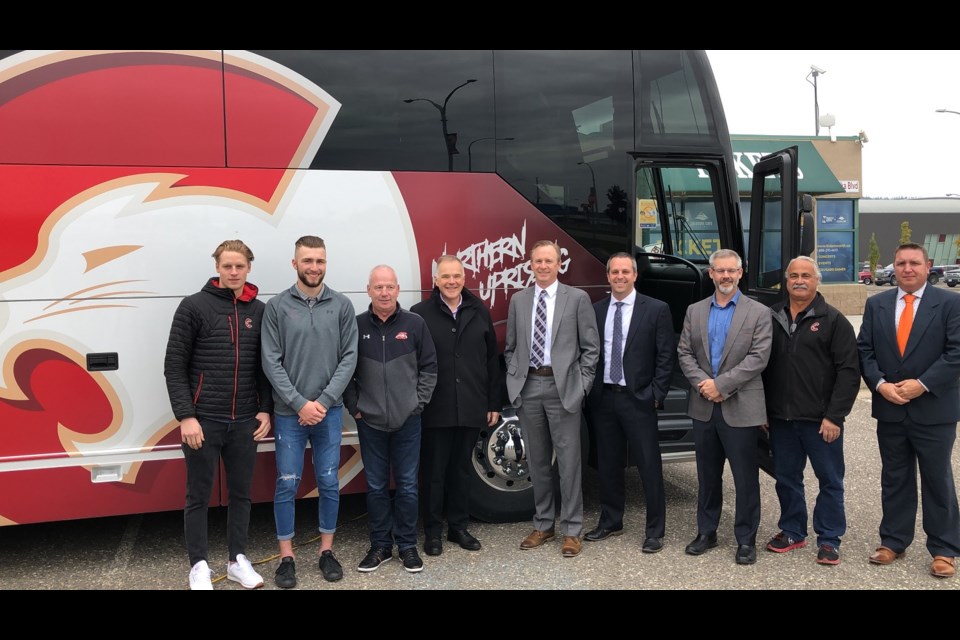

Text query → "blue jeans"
[357,414,421,551]
[769,418,846,548]
[273,406,343,538]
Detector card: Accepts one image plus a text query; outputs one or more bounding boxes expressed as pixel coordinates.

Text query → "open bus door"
[743,145,813,472]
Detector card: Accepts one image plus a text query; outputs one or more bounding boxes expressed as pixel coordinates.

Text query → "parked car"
[946,268,960,287]
[859,268,873,285]
[874,264,895,286]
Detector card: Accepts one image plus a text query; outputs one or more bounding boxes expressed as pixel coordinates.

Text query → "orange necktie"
[897,293,915,356]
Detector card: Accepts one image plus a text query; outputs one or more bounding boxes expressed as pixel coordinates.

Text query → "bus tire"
[468,414,536,523]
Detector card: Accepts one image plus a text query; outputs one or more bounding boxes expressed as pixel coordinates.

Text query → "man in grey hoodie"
[261,235,358,589]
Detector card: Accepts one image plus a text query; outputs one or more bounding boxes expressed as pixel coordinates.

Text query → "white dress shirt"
[604,290,636,385]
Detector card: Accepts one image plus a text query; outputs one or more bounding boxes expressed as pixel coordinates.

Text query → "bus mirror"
[800,211,815,256]
[800,193,813,214]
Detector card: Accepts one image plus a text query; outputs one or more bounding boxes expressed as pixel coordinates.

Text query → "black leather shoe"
[424,536,443,556]
[684,532,718,555]
[448,528,481,551]
[583,526,623,542]
[642,537,664,553]
[735,544,757,565]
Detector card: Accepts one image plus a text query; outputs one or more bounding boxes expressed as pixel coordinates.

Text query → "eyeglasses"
[711,268,741,275]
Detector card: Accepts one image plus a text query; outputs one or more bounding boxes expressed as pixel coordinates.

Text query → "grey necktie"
[610,301,624,384]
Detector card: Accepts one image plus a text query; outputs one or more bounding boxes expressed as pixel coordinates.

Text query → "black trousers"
[589,389,665,537]
[420,426,477,537]
[692,404,760,546]
[182,417,258,567]
[877,418,960,557]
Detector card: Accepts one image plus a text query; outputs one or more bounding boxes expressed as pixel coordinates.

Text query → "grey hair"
[708,249,742,269]
[606,252,638,273]
[787,255,821,282]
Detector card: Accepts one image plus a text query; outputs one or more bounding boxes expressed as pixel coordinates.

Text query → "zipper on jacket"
[230,300,240,420]
[193,372,204,404]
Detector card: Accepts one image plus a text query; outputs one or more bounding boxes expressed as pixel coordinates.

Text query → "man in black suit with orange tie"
[584,252,675,552]
[858,242,960,579]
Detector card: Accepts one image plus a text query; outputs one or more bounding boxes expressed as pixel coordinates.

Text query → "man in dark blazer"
[858,242,960,579]
[505,240,599,558]
[584,252,675,553]
[412,255,502,557]
[677,249,772,565]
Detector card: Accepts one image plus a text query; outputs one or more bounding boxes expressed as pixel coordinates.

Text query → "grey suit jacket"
[504,282,600,413]
[677,292,772,426]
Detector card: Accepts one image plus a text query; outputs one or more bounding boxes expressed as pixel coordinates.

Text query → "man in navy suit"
[584,253,675,553]
[858,242,960,578]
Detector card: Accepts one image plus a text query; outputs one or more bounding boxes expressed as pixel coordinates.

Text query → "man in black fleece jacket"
[762,256,859,566]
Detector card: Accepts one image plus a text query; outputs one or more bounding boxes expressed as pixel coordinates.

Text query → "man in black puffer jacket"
[164,239,273,590]
[411,255,502,557]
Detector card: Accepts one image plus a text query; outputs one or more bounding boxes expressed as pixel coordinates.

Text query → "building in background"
[859,198,960,269]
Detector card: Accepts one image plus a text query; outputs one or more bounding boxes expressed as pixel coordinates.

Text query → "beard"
[717,282,736,295]
[298,270,324,289]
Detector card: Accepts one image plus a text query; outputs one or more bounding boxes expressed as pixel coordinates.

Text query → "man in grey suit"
[858,242,960,579]
[677,248,772,565]
[505,240,600,558]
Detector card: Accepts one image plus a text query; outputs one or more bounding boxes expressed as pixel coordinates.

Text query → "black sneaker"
[816,544,840,565]
[357,546,393,573]
[319,550,343,582]
[274,556,297,589]
[399,547,424,573]
[766,532,807,553]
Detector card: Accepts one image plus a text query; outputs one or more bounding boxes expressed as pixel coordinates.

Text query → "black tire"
[890,276,897,287]
[468,470,534,523]
[949,282,957,288]
[928,273,940,285]
[863,277,872,285]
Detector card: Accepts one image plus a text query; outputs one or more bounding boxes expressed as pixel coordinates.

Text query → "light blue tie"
[610,301,624,384]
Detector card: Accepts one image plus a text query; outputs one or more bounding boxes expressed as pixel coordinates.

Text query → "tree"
[899,220,912,245]
[868,233,880,275]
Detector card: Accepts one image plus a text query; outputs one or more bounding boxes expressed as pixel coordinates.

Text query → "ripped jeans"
[273,406,343,538]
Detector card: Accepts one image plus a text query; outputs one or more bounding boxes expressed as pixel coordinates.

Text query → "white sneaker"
[189,560,214,590]
[227,554,264,589]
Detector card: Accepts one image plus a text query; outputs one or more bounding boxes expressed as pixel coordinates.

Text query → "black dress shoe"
[583,526,623,542]
[735,544,757,565]
[448,528,481,551]
[424,536,443,556]
[684,532,718,555]
[642,537,664,553]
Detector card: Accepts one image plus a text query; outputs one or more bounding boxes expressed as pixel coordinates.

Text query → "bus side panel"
[393,171,608,342]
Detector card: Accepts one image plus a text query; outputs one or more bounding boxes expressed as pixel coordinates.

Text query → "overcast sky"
[706,50,960,199]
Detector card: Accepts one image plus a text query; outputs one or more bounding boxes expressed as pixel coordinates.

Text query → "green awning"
[730,139,844,194]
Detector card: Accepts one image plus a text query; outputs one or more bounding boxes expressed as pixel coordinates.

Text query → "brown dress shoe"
[868,546,904,565]
[561,536,582,557]
[931,556,956,578]
[520,529,555,550]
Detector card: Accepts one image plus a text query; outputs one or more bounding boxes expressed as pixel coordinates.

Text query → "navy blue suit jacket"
[587,292,675,411]
[858,285,960,424]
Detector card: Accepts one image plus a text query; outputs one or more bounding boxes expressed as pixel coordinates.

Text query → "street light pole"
[577,161,597,215]
[404,79,477,171]
[467,136,515,171]
[806,65,826,136]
